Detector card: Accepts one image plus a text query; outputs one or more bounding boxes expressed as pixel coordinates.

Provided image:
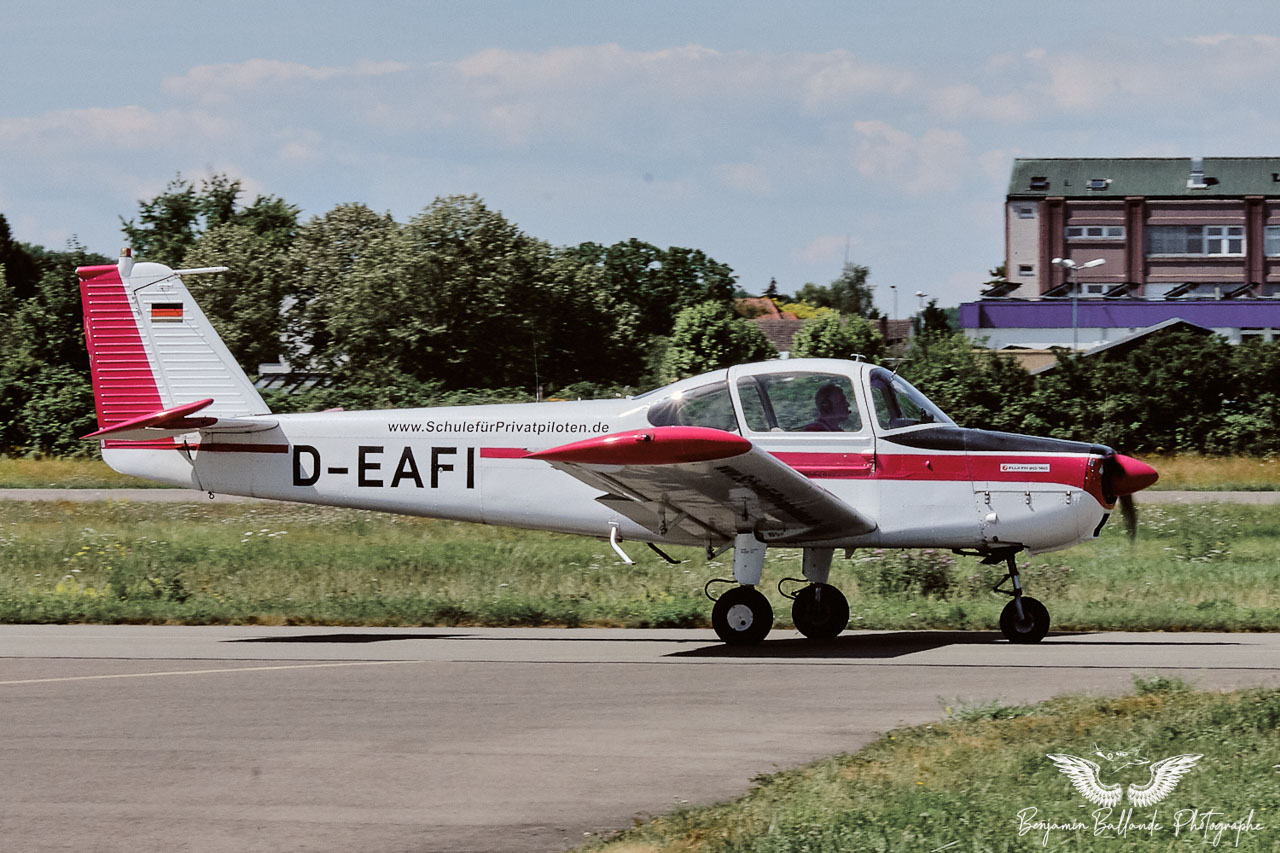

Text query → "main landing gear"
[706,537,850,645]
[992,551,1050,643]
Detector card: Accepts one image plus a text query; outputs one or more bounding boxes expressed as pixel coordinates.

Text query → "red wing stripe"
[480,447,528,459]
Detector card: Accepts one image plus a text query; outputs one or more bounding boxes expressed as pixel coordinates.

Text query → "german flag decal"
[150,302,183,322]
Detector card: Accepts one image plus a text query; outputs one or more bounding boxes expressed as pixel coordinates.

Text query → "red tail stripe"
[77,264,169,444]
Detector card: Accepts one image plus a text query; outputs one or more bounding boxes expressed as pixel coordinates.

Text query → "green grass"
[583,679,1279,852]
[0,457,173,488]
[1147,454,1280,491]
[0,499,1279,629]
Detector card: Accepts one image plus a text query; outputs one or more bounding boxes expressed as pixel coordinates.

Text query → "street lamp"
[914,290,927,311]
[889,285,897,320]
[1051,257,1105,352]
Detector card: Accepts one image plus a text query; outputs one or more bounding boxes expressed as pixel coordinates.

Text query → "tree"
[570,239,737,342]
[121,173,299,265]
[793,263,882,319]
[912,298,952,336]
[983,264,1007,291]
[764,278,780,299]
[790,313,885,362]
[181,224,291,373]
[0,241,108,454]
[0,214,39,300]
[399,195,554,390]
[659,301,777,383]
[281,203,405,378]
[898,331,1033,434]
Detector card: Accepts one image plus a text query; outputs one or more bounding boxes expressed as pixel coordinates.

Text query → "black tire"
[791,583,850,640]
[999,596,1050,643]
[711,586,774,645]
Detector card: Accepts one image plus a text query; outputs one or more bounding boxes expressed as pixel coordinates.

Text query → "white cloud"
[422,44,914,146]
[164,58,409,102]
[928,84,1030,123]
[0,105,234,152]
[851,121,969,194]
[278,140,322,165]
[793,234,850,266]
[713,162,773,196]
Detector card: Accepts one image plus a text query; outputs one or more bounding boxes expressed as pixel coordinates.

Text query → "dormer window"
[1087,178,1110,190]
[1028,176,1049,191]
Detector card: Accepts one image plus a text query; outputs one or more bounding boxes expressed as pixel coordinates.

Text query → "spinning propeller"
[1103,453,1159,541]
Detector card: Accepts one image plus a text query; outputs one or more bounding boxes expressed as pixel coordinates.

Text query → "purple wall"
[960,300,1280,330]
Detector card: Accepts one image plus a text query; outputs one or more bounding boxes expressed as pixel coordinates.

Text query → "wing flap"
[528,427,876,544]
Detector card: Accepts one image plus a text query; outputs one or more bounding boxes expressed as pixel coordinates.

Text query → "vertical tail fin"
[78,249,271,439]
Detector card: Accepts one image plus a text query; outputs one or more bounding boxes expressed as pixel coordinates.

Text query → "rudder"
[78,249,270,440]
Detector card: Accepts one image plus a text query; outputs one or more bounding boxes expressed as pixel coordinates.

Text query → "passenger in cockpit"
[803,383,852,431]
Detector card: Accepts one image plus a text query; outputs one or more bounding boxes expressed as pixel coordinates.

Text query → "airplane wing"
[526,427,876,545]
[82,398,278,441]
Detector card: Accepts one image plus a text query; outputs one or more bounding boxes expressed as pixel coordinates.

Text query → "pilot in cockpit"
[803,383,852,432]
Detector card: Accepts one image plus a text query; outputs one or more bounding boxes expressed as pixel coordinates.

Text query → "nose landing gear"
[994,552,1050,643]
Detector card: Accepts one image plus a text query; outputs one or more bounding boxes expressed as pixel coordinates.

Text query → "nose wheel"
[790,583,849,640]
[711,585,774,645]
[999,596,1050,643]
[993,553,1050,643]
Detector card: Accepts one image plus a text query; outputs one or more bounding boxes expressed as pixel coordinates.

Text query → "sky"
[7,1,1280,314]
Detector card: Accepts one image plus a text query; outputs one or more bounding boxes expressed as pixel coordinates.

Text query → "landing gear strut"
[708,533,775,645]
[706,541,853,645]
[994,553,1050,643]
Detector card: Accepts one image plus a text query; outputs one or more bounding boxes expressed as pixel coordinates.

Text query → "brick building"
[1006,157,1280,298]
[961,157,1280,350]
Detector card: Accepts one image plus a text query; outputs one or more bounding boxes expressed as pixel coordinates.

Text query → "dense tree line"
[2,174,1279,458]
[0,177,753,453]
[897,327,1280,456]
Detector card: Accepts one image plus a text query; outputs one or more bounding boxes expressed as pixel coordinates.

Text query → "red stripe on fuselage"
[769,452,875,479]
[106,443,289,454]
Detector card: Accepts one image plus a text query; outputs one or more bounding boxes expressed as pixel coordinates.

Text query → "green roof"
[1008,157,1280,199]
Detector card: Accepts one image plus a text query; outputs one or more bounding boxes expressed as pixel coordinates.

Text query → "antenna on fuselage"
[532,331,541,403]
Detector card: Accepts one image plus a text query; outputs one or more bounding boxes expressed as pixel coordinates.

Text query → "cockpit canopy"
[642,360,953,435]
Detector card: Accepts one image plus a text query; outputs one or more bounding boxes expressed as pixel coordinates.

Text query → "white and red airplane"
[77,250,1158,645]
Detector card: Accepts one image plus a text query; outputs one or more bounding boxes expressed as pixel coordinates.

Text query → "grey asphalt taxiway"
[5,626,1280,852]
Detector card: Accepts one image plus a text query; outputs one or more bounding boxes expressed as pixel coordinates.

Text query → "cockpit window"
[646,381,740,433]
[735,372,862,433]
[868,369,954,430]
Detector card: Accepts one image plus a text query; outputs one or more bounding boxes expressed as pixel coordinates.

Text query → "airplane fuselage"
[105,390,1115,555]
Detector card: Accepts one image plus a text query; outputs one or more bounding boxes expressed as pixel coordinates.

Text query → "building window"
[1017,264,1034,278]
[1146,225,1245,256]
[1016,205,1036,219]
[1265,226,1280,256]
[1087,178,1110,190]
[1028,176,1049,191]
[1066,225,1124,240]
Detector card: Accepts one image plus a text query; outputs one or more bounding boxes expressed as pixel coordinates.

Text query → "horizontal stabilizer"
[82,398,277,441]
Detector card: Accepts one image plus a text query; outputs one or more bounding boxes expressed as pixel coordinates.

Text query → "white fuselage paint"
[103,373,1110,555]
